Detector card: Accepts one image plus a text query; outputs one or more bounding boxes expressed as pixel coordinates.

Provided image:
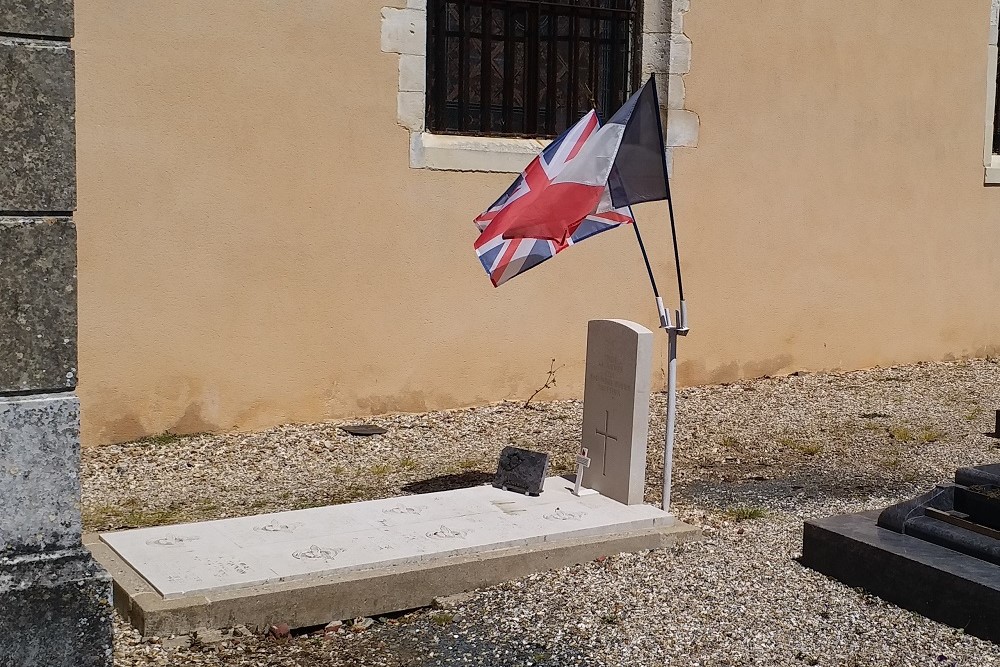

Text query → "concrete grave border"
[87,521,698,636]
[380,0,697,173]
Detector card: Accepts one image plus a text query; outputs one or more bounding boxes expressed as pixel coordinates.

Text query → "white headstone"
[579,319,653,505]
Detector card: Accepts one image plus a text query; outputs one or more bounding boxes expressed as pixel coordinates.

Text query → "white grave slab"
[579,319,654,505]
[100,477,673,600]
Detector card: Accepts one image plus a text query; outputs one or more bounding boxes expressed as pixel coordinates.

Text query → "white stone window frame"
[985,0,1000,183]
[381,0,697,173]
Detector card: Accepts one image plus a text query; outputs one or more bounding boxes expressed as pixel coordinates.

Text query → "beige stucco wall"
[673,0,1000,384]
[73,0,1000,445]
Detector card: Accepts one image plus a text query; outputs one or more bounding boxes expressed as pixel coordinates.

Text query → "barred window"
[426,0,641,139]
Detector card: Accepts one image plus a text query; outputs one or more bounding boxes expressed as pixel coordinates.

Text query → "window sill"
[987,155,1000,184]
[409,132,549,173]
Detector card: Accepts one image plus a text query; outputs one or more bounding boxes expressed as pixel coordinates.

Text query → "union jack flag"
[473,110,635,287]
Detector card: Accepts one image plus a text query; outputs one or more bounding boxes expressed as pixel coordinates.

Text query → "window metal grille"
[426,0,641,138]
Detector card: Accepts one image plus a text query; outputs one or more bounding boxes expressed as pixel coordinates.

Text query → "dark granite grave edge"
[801,512,1000,643]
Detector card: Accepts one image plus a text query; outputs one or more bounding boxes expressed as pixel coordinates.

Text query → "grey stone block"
[0,38,75,211]
[0,393,82,556]
[0,217,77,393]
[0,548,112,667]
[0,0,74,38]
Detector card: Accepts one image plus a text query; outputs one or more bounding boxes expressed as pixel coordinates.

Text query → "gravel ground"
[87,358,1000,666]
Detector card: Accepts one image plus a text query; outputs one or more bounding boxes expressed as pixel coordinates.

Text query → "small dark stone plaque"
[493,446,549,496]
[339,424,387,437]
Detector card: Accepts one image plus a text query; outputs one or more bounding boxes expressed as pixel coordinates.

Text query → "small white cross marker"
[573,448,592,497]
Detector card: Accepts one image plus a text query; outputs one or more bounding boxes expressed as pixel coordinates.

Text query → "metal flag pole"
[654,73,688,516]
[630,218,686,515]
[661,178,688,516]
[628,72,688,515]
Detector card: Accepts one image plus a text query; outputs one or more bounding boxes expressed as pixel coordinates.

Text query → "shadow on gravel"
[675,463,936,511]
[418,633,597,667]
[334,623,599,667]
[402,472,494,494]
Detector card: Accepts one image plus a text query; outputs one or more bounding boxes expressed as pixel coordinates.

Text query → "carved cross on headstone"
[595,410,618,476]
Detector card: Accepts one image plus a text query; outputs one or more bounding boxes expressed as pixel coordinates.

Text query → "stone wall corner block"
[992,0,1000,47]
[669,34,692,75]
[0,41,77,212]
[666,109,699,148]
[0,0,74,38]
[397,90,425,131]
[381,7,427,56]
[399,54,426,93]
[409,132,427,169]
[641,33,670,74]
[666,74,686,110]
[642,0,670,34]
[0,217,78,394]
[0,394,82,556]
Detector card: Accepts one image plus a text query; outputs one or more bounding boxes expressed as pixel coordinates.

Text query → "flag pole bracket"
[656,300,690,336]
[676,300,690,336]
